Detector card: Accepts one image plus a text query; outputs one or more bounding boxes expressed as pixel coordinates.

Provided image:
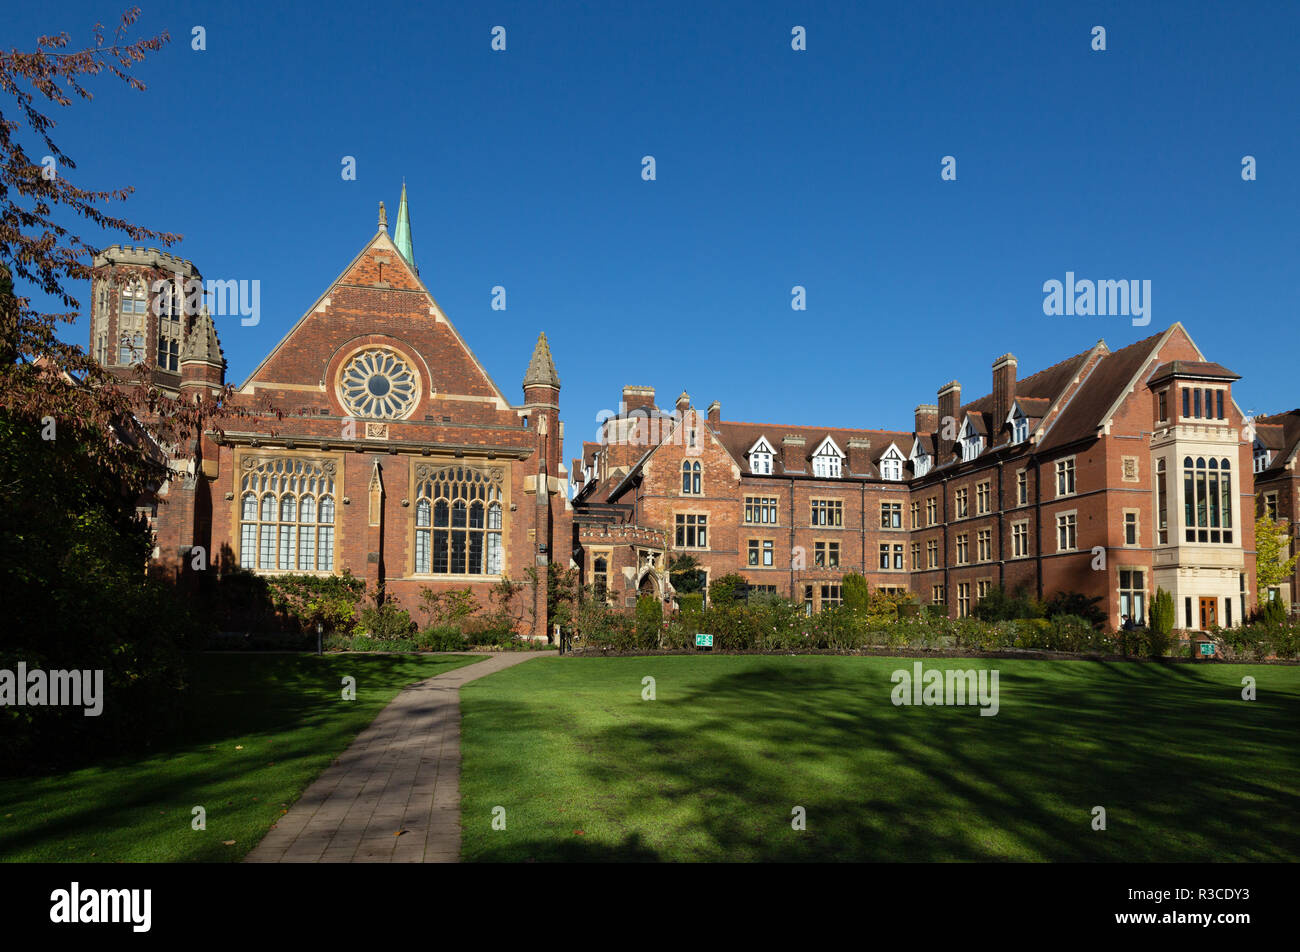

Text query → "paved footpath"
[245,651,555,864]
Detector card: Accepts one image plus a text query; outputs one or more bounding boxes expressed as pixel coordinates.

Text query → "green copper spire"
[393,181,414,269]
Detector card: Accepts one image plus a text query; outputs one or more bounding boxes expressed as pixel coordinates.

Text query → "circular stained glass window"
[338,347,420,419]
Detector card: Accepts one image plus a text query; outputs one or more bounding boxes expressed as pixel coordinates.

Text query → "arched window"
[238,457,337,571]
[682,460,701,494]
[593,555,609,602]
[414,465,505,576]
[1183,455,1233,544]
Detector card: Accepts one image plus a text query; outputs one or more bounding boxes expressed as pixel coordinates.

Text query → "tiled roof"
[1255,409,1300,476]
[1036,330,1169,453]
[1148,360,1240,384]
[714,421,913,477]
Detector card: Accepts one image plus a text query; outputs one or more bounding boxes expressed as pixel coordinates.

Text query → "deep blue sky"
[11,1,1298,464]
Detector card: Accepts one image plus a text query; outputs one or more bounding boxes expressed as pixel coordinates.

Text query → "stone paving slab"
[244,651,553,864]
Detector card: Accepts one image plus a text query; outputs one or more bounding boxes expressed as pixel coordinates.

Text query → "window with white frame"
[960,418,984,461]
[239,456,337,572]
[1182,456,1234,544]
[749,437,775,475]
[1011,409,1029,444]
[1055,457,1076,497]
[811,437,844,478]
[1056,511,1077,551]
[1012,521,1028,557]
[1253,440,1272,474]
[912,448,931,477]
[880,445,904,481]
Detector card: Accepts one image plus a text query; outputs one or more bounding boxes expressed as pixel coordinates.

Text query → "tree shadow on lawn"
[0,653,472,860]
[470,659,1300,862]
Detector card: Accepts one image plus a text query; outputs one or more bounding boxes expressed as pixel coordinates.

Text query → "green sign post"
[695,633,713,649]
[1200,642,1216,657]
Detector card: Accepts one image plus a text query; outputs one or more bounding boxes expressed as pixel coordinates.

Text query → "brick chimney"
[781,435,807,474]
[914,403,939,434]
[621,385,655,415]
[707,400,720,424]
[675,390,691,418]
[847,438,872,476]
[937,381,961,459]
[992,353,1018,442]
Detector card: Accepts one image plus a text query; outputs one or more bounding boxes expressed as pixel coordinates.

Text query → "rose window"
[338,348,419,419]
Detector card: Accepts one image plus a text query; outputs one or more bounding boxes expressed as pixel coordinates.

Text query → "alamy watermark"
[1042,272,1150,327]
[0,663,104,716]
[150,272,260,326]
[890,662,999,716]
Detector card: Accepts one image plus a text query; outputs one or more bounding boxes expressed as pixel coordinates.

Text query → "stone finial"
[378,201,388,232]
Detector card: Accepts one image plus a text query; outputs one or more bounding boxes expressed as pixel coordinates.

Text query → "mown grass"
[0,652,480,862]
[460,656,1300,861]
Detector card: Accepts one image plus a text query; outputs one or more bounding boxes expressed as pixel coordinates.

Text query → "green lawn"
[0,652,481,862]
[460,656,1300,862]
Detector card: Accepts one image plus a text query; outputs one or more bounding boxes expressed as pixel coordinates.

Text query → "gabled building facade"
[93,192,571,639]
[1252,408,1300,612]
[573,323,1259,632]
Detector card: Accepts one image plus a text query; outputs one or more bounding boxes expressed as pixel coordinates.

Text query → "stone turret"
[179,307,226,399]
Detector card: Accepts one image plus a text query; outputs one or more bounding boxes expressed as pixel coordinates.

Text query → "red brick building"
[90,191,571,640]
[1253,408,1300,613]
[573,324,1259,633]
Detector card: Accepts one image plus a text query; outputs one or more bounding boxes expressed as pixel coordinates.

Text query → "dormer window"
[811,437,844,478]
[1011,409,1029,445]
[748,437,775,475]
[879,444,904,481]
[959,418,984,461]
[1253,440,1272,474]
[911,440,931,478]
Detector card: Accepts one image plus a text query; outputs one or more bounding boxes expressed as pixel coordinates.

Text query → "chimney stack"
[992,353,1018,442]
[781,436,807,474]
[707,400,720,424]
[914,403,939,434]
[937,381,962,459]
[847,438,873,476]
[621,385,655,415]
[675,390,691,418]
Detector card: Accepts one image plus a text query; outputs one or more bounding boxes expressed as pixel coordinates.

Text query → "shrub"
[635,594,664,647]
[1150,588,1175,640]
[677,592,704,615]
[417,624,468,652]
[419,587,478,629]
[1259,597,1287,627]
[841,573,870,612]
[972,583,1042,622]
[1043,591,1106,628]
[354,600,416,640]
[264,570,366,635]
[708,573,750,607]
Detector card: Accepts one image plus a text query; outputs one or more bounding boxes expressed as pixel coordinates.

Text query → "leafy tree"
[1,11,227,500]
[1255,515,1298,605]
[669,554,705,593]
